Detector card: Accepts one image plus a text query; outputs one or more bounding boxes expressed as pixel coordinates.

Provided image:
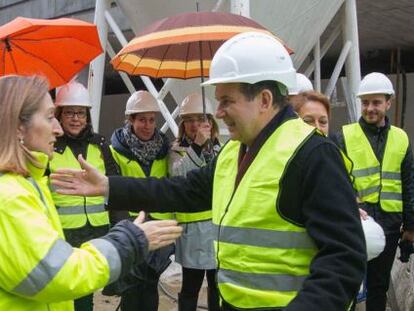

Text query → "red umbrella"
[111,11,292,79]
[0,17,103,89]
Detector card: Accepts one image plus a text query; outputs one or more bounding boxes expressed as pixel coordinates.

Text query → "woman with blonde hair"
[293,90,330,135]
[170,93,220,311]
[0,75,181,311]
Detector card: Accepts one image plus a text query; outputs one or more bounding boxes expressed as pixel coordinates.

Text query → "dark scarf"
[122,123,165,166]
[63,124,94,158]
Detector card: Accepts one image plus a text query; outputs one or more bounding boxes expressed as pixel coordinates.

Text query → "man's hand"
[133,212,182,251]
[50,154,109,197]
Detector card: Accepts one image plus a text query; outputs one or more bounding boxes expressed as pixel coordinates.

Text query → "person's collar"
[359,116,390,134]
[27,151,49,179]
[245,104,298,150]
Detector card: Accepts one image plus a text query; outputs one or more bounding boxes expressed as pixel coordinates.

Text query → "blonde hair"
[177,114,220,143]
[293,91,331,117]
[0,75,49,176]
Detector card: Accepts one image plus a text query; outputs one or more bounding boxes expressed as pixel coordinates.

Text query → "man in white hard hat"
[288,73,314,109]
[52,32,366,310]
[333,72,414,311]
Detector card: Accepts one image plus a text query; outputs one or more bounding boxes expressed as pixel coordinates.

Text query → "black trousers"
[120,281,159,311]
[73,294,93,311]
[366,232,400,311]
[180,267,216,297]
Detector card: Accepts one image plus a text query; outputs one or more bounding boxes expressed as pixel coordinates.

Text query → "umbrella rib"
[184,40,191,79]
[1,47,5,75]
[157,44,172,78]
[11,41,68,82]
[13,36,101,50]
[132,47,149,76]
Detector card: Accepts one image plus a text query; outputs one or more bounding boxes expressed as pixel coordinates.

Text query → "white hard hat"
[361,216,386,261]
[288,73,314,95]
[202,32,296,90]
[125,90,160,115]
[180,93,213,116]
[357,72,395,97]
[55,81,92,108]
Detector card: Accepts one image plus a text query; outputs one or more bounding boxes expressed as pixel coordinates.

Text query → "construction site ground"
[94,252,414,311]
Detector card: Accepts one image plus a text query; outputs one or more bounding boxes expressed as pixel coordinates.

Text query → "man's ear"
[385,99,392,111]
[259,89,273,111]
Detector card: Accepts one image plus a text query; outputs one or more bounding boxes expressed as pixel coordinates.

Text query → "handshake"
[399,239,414,263]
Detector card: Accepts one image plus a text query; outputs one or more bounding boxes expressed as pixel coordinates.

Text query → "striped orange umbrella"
[111,11,292,79]
[0,17,102,89]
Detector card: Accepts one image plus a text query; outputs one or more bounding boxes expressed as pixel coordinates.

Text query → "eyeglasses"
[182,116,206,123]
[62,110,87,119]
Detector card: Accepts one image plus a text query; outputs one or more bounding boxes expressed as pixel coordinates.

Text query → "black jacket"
[108,105,366,311]
[332,117,414,234]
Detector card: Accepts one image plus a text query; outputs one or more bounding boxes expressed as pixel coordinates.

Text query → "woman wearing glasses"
[169,93,221,311]
[49,80,120,311]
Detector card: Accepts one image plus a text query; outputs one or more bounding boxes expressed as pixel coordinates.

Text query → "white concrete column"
[342,0,361,119]
[313,39,321,92]
[88,0,109,132]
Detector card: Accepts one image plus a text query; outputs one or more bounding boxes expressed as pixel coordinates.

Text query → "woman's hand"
[50,154,109,197]
[194,121,211,146]
[133,212,182,251]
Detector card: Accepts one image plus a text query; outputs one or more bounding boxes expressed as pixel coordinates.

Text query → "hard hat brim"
[202,70,296,88]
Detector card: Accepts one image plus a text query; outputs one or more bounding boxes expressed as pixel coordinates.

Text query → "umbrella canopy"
[0,17,103,89]
[111,11,292,79]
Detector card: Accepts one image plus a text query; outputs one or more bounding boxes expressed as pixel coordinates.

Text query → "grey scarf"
[122,124,164,166]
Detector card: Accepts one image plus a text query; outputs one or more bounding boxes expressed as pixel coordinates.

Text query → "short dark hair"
[238,81,289,109]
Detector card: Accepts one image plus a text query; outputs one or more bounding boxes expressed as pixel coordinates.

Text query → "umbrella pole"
[197,20,212,151]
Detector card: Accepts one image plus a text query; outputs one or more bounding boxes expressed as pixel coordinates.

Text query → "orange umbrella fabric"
[111,11,292,79]
[0,17,103,89]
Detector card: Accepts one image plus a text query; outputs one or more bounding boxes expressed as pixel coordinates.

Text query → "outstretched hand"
[133,211,182,251]
[50,154,109,197]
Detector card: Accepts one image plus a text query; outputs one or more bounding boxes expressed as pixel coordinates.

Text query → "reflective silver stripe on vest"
[12,238,73,296]
[215,225,315,249]
[89,239,121,283]
[352,166,380,178]
[218,268,307,292]
[380,192,403,201]
[56,204,106,215]
[358,185,381,198]
[382,171,401,180]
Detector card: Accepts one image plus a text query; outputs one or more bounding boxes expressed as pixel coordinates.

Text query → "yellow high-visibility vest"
[49,144,109,228]
[343,123,408,212]
[212,119,318,309]
[0,152,120,311]
[111,147,173,220]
